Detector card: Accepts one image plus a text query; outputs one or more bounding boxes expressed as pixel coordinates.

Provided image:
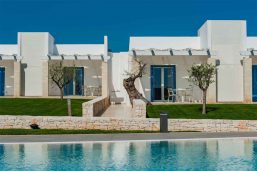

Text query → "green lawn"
[0,98,88,116]
[0,129,156,135]
[147,104,257,120]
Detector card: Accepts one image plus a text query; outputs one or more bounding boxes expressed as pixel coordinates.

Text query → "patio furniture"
[185,87,193,102]
[174,88,185,102]
[94,86,102,96]
[167,88,176,102]
[84,86,91,96]
[85,86,101,96]
[110,90,124,104]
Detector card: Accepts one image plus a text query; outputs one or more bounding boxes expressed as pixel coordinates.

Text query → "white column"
[13,61,21,97]
[101,61,109,97]
[42,60,49,97]
[243,57,252,103]
[207,58,217,103]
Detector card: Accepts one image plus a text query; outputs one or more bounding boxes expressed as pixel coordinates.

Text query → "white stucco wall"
[54,44,105,55]
[247,37,257,49]
[129,37,201,50]
[19,32,50,96]
[0,45,17,55]
[48,34,55,55]
[109,52,131,104]
[198,21,212,49]
[52,36,107,56]
[204,21,246,102]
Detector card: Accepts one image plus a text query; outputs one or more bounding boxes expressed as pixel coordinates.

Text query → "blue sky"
[0,0,257,51]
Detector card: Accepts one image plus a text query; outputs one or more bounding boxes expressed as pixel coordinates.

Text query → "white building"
[0,20,257,104]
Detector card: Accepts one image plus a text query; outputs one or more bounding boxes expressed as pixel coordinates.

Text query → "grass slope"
[0,98,88,116]
[147,104,257,120]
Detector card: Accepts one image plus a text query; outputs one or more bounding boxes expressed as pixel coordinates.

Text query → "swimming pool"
[0,139,256,170]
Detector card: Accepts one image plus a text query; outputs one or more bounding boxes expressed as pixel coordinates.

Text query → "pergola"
[130,48,216,57]
[0,54,110,61]
[47,54,110,61]
[45,53,110,97]
[241,49,257,56]
[0,54,21,61]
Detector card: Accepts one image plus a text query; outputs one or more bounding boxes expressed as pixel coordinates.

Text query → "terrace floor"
[101,104,133,118]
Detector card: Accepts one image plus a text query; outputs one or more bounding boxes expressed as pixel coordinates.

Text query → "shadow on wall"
[53,45,59,55]
[20,64,27,96]
[109,53,125,104]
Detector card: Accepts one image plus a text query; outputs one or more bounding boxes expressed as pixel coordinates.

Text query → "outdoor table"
[175,88,187,102]
[87,86,100,96]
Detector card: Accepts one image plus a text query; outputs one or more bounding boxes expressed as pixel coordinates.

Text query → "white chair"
[94,86,102,96]
[167,88,176,102]
[84,86,91,96]
[185,87,193,102]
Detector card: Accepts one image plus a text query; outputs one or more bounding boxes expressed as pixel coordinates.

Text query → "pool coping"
[1,132,257,144]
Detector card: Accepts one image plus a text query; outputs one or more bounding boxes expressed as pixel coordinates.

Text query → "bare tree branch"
[49,61,75,100]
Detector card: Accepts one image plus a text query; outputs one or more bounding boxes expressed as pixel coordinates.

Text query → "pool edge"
[1,132,257,144]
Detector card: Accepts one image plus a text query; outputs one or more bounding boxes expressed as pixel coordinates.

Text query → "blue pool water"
[0,139,257,170]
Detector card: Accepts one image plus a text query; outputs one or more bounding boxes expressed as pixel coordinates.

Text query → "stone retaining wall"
[132,99,146,118]
[169,119,257,132]
[0,116,159,130]
[0,116,84,129]
[82,96,110,117]
[1,115,257,132]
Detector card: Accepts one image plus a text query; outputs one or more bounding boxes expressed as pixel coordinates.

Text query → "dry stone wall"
[132,99,146,118]
[1,115,257,132]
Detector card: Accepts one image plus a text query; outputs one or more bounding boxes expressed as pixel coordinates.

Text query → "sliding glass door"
[64,67,84,96]
[75,68,84,95]
[253,65,257,102]
[151,65,176,101]
[0,68,5,96]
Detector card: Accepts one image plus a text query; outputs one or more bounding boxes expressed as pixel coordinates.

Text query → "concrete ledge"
[2,132,257,143]
[82,96,110,117]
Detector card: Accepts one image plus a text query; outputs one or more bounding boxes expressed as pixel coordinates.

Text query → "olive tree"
[187,63,216,114]
[49,61,75,100]
[123,58,151,106]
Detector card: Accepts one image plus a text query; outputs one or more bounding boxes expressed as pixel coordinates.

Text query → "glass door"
[164,67,176,100]
[75,67,84,96]
[151,67,162,101]
[253,65,257,102]
[0,68,5,96]
[64,67,73,96]
[64,67,84,96]
[151,65,176,101]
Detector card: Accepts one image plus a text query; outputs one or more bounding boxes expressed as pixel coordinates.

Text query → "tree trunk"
[60,88,64,100]
[123,59,151,106]
[123,78,151,106]
[202,90,207,114]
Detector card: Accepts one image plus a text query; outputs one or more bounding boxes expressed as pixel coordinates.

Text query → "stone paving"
[100,104,134,118]
[1,132,257,143]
